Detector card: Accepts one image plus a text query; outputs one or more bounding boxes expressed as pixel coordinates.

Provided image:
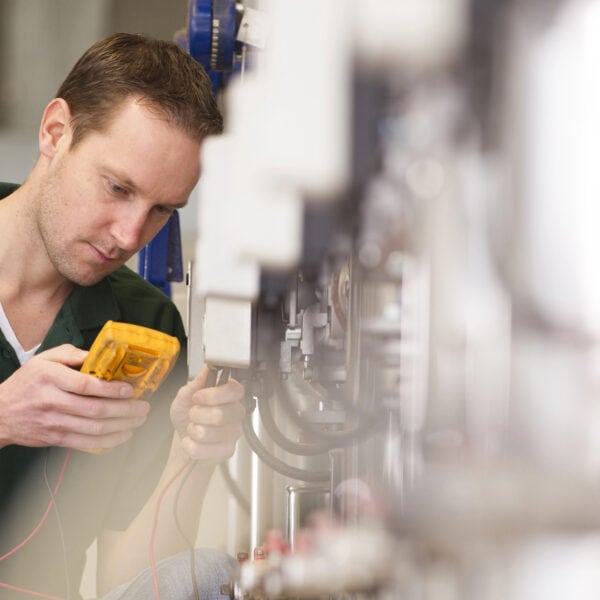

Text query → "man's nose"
[111,209,147,252]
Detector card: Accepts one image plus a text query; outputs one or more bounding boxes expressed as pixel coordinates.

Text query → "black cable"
[272,373,384,445]
[218,462,251,515]
[205,366,230,388]
[167,368,233,600]
[173,461,201,600]
[207,368,252,512]
[257,393,334,456]
[242,396,330,483]
[293,365,388,424]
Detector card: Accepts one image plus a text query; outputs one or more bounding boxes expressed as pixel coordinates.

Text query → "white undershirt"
[0,301,41,364]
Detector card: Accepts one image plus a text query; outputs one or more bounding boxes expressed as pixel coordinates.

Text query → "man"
[0,33,245,599]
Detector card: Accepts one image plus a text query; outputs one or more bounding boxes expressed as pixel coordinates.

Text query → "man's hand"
[0,344,150,450]
[170,365,245,461]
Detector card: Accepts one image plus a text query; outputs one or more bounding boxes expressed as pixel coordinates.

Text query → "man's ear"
[39,98,73,158]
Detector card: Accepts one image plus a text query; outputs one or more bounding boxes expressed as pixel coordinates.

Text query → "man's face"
[37,97,201,286]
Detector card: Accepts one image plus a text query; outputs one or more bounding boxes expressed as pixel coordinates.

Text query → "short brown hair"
[56,32,223,146]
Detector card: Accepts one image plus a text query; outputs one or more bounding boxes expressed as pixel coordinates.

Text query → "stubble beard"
[36,168,115,287]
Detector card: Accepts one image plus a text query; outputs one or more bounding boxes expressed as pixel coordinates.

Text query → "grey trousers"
[99,548,237,600]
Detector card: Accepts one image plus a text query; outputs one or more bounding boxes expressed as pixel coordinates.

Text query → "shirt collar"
[38,277,121,352]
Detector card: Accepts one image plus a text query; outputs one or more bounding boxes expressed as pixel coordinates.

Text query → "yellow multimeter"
[80,320,181,399]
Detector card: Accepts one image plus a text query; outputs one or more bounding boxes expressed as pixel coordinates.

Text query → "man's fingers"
[186,422,242,444]
[30,354,136,400]
[23,415,139,450]
[49,413,148,437]
[35,343,89,366]
[194,364,211,388]
[63,370,135,400]
[192,379,245,406]
[62,430,134,451]
[188,400,245,427]
[20,403,150,449]
[171,372,246,458]
[42,395,150,420]
[180,435,238,461]
[34,344,136,400]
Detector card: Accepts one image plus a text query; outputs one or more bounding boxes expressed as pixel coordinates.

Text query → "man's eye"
[108,181,127,195]
[155,205,174,216]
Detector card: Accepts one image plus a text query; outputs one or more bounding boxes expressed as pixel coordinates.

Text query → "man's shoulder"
[106,265,186,340]
[107,265,180,306]
[107,264,168,295]
[0,182,19,199]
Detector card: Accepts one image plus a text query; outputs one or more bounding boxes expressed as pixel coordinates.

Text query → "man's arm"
[95,367,245,595]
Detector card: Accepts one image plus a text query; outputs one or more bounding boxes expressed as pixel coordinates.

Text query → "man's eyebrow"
[106,170,137,191]
[105,169,189,207]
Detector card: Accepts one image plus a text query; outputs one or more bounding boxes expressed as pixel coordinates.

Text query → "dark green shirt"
[0,182,188,598]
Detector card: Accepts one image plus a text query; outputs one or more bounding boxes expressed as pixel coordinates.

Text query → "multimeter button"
[122,364,147,376]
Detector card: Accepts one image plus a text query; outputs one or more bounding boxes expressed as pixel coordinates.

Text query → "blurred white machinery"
[187,0,600,598]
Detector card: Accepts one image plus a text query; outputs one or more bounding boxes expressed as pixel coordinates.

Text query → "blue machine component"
[139,1,241,294]
[188,0,240,92]
[138,211,184,298]
[210,0,238,71]
[188,0,212,69]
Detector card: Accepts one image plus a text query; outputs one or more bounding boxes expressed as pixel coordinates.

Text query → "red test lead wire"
[148,457,193,600]
[0,448,73,600]
[0,449,72,561]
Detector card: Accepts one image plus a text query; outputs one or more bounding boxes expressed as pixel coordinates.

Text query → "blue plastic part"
[209,71,225,93]
[188,0,212,69]
[138,211,184,298]
[210,0,237,71]
[186,0,242,93]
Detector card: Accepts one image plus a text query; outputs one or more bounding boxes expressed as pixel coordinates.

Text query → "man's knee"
[192,547,238,586]
[101,548,238,600]
[159,547,237,599]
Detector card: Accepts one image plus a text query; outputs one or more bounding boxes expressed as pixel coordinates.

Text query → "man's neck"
[0,281,73,352]
[0,180,74,348]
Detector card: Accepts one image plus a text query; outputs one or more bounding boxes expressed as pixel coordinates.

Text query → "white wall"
[0,133,37,184]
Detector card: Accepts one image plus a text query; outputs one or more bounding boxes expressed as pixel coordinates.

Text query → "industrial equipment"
[185,1,600,598]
